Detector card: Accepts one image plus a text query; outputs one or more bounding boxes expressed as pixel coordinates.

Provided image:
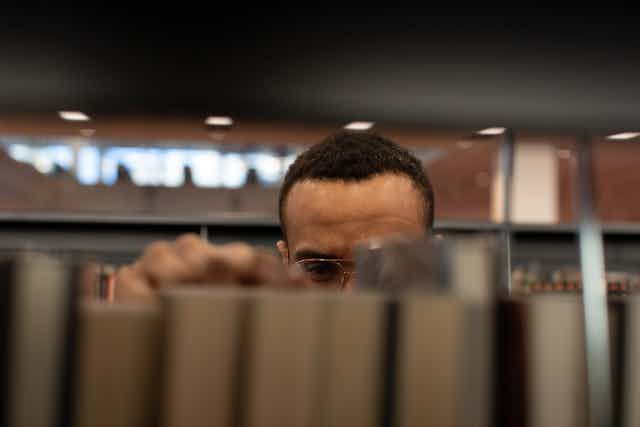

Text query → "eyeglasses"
[292,258,355,289]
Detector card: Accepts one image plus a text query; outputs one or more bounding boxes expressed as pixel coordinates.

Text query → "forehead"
[284,173,426,257]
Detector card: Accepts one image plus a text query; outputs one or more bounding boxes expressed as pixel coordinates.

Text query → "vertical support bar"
[577,134,612,427]
[95,264,114,301]
[98,266,108,300]
[200,224,209,242]
[499,129,515,294]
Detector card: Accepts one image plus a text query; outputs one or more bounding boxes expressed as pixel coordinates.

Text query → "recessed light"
[205,116,233,127]
[79,128,96,137]
[476,127,506,136]
[58,111,90,122]
[344,121,375,131]
[606,132,640,141]
[457,141,473,149]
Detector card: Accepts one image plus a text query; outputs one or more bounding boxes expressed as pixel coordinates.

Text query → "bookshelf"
[0,134,625,425]
[3,214,640,267]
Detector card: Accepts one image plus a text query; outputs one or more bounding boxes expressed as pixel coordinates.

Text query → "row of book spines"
[514,281,640,294]
[78,294,640,427]
[3,251,632,427]
[69,292,491,427]
[76,292,634,427]
[11,289,640,427]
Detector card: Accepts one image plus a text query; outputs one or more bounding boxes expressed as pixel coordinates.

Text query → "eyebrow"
[294,250,341,261]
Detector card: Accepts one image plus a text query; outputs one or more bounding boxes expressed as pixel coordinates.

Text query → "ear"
[276,240,289,264]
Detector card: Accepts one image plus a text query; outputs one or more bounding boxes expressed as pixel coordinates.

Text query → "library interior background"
[2,13,640,427]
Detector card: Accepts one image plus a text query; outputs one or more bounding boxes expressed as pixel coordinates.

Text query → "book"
[623,297,640,427]
[242,291,324,427]
[446,237,496,427]
[393,293,464,427]
[313,292,385,427]
[159,287,248,427]
[0,252,75,427]
[609,298,626,427]
[526,296,588,427]
[495,298,528,427]
[72,301,162,427]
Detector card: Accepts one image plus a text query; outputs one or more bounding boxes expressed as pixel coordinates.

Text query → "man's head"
[277,130,435,289]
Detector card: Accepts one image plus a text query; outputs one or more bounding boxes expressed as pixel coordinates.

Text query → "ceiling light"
[457,141,473,149]
[58,111,90,122]
[79,129,96,137]
[205,116,233,127]
[476,127,506,136]
[344,121,375,131]
[606,132,640,141]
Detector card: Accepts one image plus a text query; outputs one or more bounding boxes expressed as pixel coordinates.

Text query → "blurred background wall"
[1,11,640,283]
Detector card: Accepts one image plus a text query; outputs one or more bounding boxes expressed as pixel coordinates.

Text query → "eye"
[299,261,342,283]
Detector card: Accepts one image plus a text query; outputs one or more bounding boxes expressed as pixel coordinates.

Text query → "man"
[115,130,434,300]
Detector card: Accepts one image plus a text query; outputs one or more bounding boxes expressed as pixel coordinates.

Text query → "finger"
[114,265,155,302]
[219,243,315,289]
[186,242,257,286]
[173,234,242,285]
[138,241,195,288]
[213,243,285,286]
[173,233,216,281]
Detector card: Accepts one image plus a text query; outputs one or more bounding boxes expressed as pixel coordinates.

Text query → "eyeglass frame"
[293,258,356,289]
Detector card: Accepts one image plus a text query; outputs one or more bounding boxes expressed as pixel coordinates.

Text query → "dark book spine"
[232,297,252,427]
[380,299,398,427]
[610,300,626,427]
[494,299,528,427]
[0,261,14,427]
[56,264,80,427]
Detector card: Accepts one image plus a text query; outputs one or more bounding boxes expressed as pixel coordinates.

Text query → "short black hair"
[279,130,435,240]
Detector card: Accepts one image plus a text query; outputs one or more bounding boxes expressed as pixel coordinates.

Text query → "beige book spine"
[394,294,463,427]
[527,297,587,427]
[448,237,495,427]
[161,288,246,427]
[314,293,385,427]
[73,302,162,427]
[624,298,640,427]
[8,253,71,427]
[243,291,324,427]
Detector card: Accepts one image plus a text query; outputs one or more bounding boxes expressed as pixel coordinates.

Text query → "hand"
[114,234,304,302]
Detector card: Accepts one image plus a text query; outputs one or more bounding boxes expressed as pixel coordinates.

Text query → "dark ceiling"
[1,12,639,132]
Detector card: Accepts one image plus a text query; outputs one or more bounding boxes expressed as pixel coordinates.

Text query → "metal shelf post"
[577,134,612,427]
